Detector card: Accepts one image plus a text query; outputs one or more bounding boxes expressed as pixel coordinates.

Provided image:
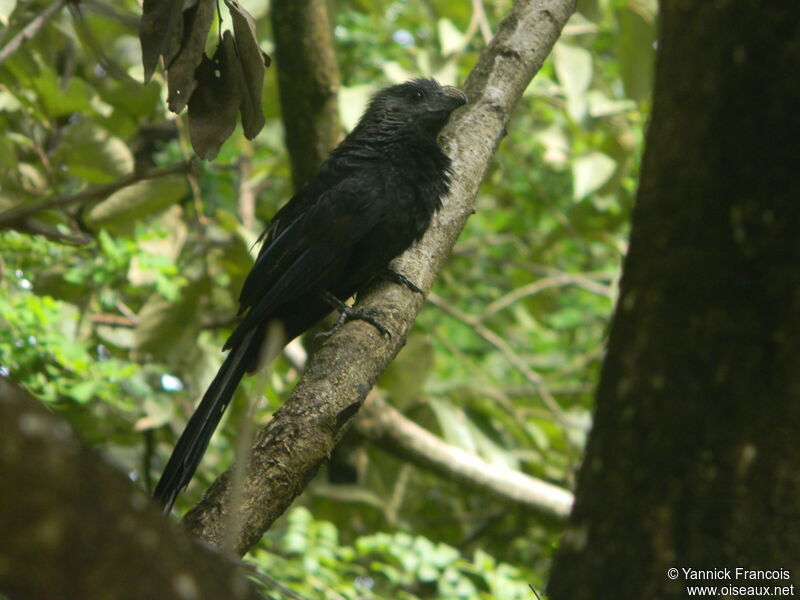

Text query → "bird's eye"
[412,89,425,101]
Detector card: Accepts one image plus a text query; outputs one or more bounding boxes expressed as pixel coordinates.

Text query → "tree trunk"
[271,0,342,189]
[0,379,262,600]
[547,2,800,598]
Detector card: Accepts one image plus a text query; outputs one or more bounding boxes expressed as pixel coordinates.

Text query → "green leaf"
[429,399,476,453]
[553,42,593,122]
[377,334,434,408]
[32,65,93,117]
[437,18,464,56]
[132,280,206,365]
[56,122,134,184]
[617,6,656,102]
[0,0,16,26]
[85,177,187,232]
[68,380,98,404]
[572,151,616,200]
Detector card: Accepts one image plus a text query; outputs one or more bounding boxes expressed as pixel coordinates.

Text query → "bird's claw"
[316,306,390,339]
[383,269,423,294]
[317,292,391,339]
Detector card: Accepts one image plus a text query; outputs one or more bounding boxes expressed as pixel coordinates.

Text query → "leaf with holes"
[187,31,244,159]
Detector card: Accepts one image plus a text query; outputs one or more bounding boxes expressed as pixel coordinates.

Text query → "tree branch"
[354,395,573,520]
[182,0,577,555]
[0,161,194,229]
[0,0,68,66]
[0,378,263,600]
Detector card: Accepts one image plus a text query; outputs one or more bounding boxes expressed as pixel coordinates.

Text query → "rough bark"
[0,379,262,600]
[355,395,573,520]
[547,2,800,598]
[271,0,342,188]
[183,0,578,555]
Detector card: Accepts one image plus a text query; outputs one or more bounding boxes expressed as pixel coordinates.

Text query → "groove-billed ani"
[153,78,467,512]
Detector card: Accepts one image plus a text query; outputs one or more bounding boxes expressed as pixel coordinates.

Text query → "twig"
[529,582,543,600]
[479,273,613,320]
[429,326,529,427]
[0,161,194,228]
[471,0,493,43]
[91,314,138,327]
[238,155,256,231]
[0,0,68,66]
[11,219,92,245]
[428,293,566,422]
[91,312,239,330]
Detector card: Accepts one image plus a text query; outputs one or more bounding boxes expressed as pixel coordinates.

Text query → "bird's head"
[362,78,468,141]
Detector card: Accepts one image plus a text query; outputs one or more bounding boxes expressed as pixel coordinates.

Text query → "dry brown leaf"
[139,0,184,83]
[166,0,216,113]
[187,31,244,159]
[224,0,267,138]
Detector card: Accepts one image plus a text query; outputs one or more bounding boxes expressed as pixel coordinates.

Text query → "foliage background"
[0,0,654,597]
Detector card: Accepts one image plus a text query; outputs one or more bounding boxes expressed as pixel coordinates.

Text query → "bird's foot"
[317,292,391,339]
[382,268,423,294]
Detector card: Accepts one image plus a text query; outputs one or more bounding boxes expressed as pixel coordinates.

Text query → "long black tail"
[152,329,256,512]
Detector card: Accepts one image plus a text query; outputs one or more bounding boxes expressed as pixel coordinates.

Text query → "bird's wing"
[226,174,384,348]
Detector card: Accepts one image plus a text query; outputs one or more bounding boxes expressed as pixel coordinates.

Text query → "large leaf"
[437,18,464,56]
[377,334,434,409]
[139,0,185,83]
[428,399,477,454]
[617,5,656,103]
[553,42,593,122]
[572,151,617,200]
[85,176,187,232]
[28,63,93,118]
[132,278,209,364]
[225,0,268,138]
[187,31,243,159]
[56,122,134,184]
[0,0,16,26]
[166,0,215,113]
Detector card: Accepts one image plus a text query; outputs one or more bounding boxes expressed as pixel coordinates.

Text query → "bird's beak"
[439,86,468,108]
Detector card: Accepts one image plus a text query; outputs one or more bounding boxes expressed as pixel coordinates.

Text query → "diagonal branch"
[182,0,578,555]
[0,0,68,66]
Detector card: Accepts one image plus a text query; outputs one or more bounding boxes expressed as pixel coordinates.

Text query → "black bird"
[153,78,467,511]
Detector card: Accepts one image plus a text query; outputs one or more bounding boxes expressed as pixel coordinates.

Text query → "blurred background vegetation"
[0,0,655,597]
